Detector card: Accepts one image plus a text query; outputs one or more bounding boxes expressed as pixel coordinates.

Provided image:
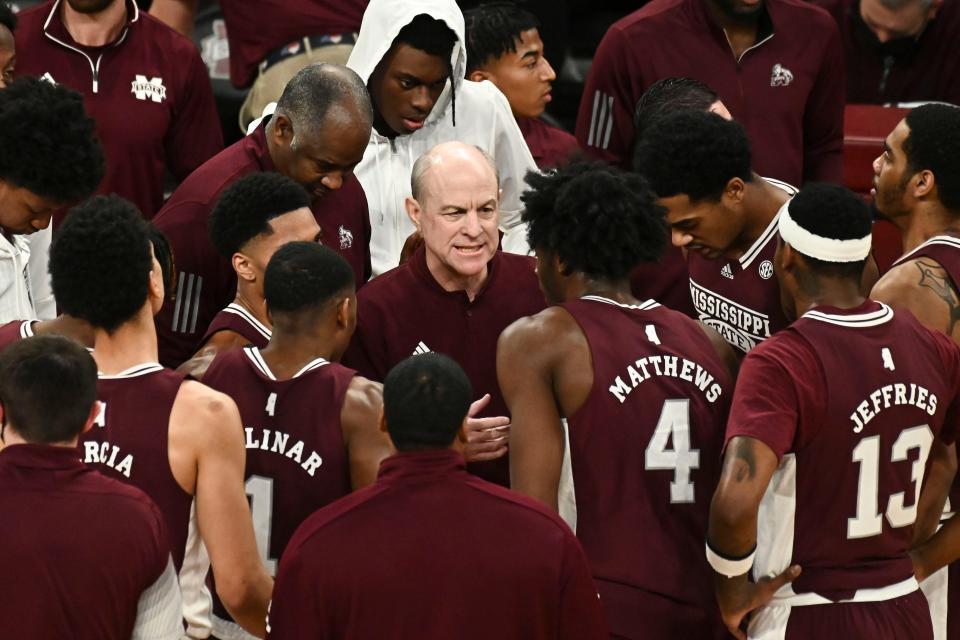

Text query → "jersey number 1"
[847,424,933,539]
[645,399,700,503]
[246,475,278,574]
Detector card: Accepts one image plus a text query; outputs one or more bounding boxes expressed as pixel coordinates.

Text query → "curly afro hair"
[209,172,312,258]
[786,182,872,280]
[633,109,752,201]
[904,103,960,211]
[50,195,153,333]
[521,161,668,280]
[0,3,16,33]
[264,241,355,316]
[633,77,720,139]
[0,77,104,204]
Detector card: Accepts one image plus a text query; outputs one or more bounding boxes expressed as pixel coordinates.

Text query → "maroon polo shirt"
[575,0,845,186]
[518,117,580,169]
[0,444,170,639]
[153,122,371,368]
[811,0,960,105]
[267,449,608,640]
[342,247,546,485]
[219,0,368,88]
[15,0,223,221]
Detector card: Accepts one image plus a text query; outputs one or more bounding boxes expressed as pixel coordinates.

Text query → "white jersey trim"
[19,320,35,339]
[580,295,660,310]
[98,363,165,379]
[739,178,798,270]
[894,235,960,267]
[222,303,272,341]
[802,303,894,327]
[180,499,213,637]
[131,555,183,640]
[243,346,329,381]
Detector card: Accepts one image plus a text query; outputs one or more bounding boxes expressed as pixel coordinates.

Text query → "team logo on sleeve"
[338,225,353,249]
[131,75,167,103]
[770,64,794,87]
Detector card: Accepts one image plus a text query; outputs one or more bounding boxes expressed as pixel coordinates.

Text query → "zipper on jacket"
[878,56,894,97]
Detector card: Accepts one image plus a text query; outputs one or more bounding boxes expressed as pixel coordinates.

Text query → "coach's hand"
[463,393,510,463]
[715,565,801,640]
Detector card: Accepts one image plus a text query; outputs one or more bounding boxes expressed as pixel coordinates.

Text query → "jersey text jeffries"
[850,383,938,433]
[608,355,723,404]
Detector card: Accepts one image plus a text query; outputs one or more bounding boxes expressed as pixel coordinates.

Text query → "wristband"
[705,541,756,578]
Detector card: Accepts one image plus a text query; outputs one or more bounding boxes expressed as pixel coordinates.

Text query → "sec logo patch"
[759,260,774,279]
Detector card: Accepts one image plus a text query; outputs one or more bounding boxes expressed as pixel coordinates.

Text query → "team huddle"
[0,0,958,638]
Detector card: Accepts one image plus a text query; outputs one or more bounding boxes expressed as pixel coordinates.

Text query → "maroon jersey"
[202,346,355,639]
[267,450,607,639]
[153,122,371,367]
[342,247,546,485]
[79,364,211,634]
[575,0,844,185]
[0,444,171,639]
[219,0,368,88]
[688,179,796,353]
[200,302,271,350]
[0,320,34,351]
[728,301,960,604]
[893,234,960,640]
[15,0,223,221]
[560,295,731,639]
[517,117,579,169]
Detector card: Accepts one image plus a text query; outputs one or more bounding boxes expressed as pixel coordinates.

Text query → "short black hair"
[51,195,153,333]
[785,183,872,280]
[147,224,175,298]
[522,161,667,280]
[464,2,540,74]
[264,241,355,316]
[0,335,97,444]
[903,103,960,211]
[209,172,312,258]
[0,3,16,32]
[383,353,473,452]
[633,109,752,201]
[633,77,719,139]
[275,63,373,134]
[0,77,104,204]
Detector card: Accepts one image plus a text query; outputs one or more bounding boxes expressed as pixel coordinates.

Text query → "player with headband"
[707,182,960,640]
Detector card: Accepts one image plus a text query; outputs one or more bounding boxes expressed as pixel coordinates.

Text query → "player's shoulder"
[203,346,250,380]
[499,305,580,350]
[463,476,576,539]
[174,378,239,419]
[871,258,936,308]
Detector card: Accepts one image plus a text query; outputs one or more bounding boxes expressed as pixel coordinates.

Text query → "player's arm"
[172,382,273,638]
[148,0,197,37]
[912,505,960,582]
[177,331,249,380]
[340,376,394,489]
[708,436,801,640]
[912,440,956,549]
[872,259,960,340]
[497,310,578,511]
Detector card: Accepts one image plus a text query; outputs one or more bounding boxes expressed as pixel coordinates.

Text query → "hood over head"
[347,0,467,130]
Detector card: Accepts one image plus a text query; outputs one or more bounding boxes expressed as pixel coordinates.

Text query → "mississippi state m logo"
[131,75,167,103]
[339,225,353,249]
[770,64,794,87]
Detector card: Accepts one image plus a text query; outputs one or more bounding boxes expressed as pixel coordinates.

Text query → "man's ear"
[336,297,351,329]
[233,252,256,283]
[723,177,747,205]
[378,407,389,434]
[913,169,936,199]
[271,112,294,144]
[468,69,491,83]
[405,196,423,230]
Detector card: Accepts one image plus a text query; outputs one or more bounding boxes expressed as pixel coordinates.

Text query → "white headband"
[777,200,871,263]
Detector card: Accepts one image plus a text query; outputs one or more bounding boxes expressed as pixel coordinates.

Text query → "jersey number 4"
[645,399,700,503]
[847,424,933,539]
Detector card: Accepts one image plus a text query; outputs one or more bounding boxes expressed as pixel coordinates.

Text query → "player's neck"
[577,279,640,305]
[62,0,128,48]
[900,204,960,253]
[259,332,338,380]
[738,177,789,254]
[234,288,272,331]
[797,281,865,315]
[92,311,160,374]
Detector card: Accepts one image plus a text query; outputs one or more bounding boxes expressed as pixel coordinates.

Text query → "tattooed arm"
[708,437,798,640]
[872,258,960,341]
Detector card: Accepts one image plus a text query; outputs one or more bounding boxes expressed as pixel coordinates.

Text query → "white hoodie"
[347,0,538,276]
